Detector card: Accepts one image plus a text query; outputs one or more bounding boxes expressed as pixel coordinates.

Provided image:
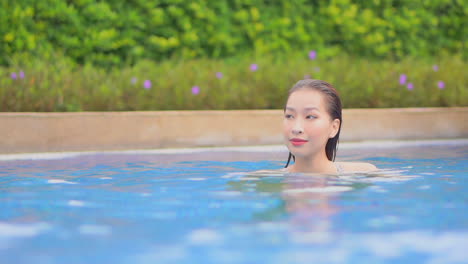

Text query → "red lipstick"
[290,138,308,146]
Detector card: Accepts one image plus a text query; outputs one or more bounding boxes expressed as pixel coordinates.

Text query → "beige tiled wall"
[1,108,466,154]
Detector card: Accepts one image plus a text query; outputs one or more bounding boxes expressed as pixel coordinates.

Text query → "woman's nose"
[292,121,304,134]
[292,128,303,134]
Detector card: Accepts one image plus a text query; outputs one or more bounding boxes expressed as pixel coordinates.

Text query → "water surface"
[0,142,467,264]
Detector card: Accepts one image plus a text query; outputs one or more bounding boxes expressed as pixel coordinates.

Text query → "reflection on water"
[225,169,415,245]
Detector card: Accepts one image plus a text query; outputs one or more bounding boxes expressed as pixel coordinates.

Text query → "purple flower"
[215,72,223,79]
[433,65,439,71]
[249,64,258,72]
[407,83,414,90]
[437,81,445,89]
[19,71,25,79]
[308,50,317,60]
[399,74,407,85]
[131,77,137,84]
[304,74,311,79]
[192,86,200,95]
[10,72,17,80]
[143,80,151,89]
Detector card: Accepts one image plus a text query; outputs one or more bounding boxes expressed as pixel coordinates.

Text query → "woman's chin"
[289,151,306,158]
[286,144,312,158]
[288,148,317,159]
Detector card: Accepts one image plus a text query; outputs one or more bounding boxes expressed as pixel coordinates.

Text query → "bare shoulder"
[249,168,288,174]
[337,162,378,173]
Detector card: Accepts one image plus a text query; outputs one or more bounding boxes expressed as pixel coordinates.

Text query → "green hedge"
[1,52,466,111]
[1,0,466,67]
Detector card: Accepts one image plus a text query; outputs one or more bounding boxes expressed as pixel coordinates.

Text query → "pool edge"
[1,138,467,161]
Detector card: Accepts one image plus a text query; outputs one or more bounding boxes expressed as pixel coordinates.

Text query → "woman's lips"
[290,138,308,146]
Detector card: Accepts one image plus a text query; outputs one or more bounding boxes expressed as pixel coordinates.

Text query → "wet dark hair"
[284,79,342,168]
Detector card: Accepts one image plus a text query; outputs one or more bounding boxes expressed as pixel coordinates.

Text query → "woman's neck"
[288,153,336,174]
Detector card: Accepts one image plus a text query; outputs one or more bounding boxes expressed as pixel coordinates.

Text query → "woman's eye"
[306,115,317,119]
[285,114,293,119]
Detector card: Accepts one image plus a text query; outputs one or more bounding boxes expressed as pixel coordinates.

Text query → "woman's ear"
[329,119,340,138]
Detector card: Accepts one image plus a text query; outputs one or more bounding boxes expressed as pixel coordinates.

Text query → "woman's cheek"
[282,124,291,140]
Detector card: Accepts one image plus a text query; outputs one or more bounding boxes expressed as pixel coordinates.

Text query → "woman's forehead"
[287,89,326,108]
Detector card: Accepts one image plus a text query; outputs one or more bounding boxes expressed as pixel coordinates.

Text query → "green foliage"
[1,52,466,111]
[0,0,466,67]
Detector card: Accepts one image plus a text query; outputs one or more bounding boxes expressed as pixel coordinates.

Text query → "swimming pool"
[0,140,467,264]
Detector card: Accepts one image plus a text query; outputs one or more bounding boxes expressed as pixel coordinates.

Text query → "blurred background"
[1,0,466,112]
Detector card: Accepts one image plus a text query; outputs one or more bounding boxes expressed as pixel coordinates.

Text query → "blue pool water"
[0,141,467,264]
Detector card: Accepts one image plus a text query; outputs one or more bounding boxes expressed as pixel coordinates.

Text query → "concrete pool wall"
[0,107,467,154]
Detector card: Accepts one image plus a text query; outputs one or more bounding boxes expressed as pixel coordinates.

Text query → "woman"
[283,79,377,174]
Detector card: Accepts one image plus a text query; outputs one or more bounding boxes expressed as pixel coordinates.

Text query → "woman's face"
[283,89,340,159]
